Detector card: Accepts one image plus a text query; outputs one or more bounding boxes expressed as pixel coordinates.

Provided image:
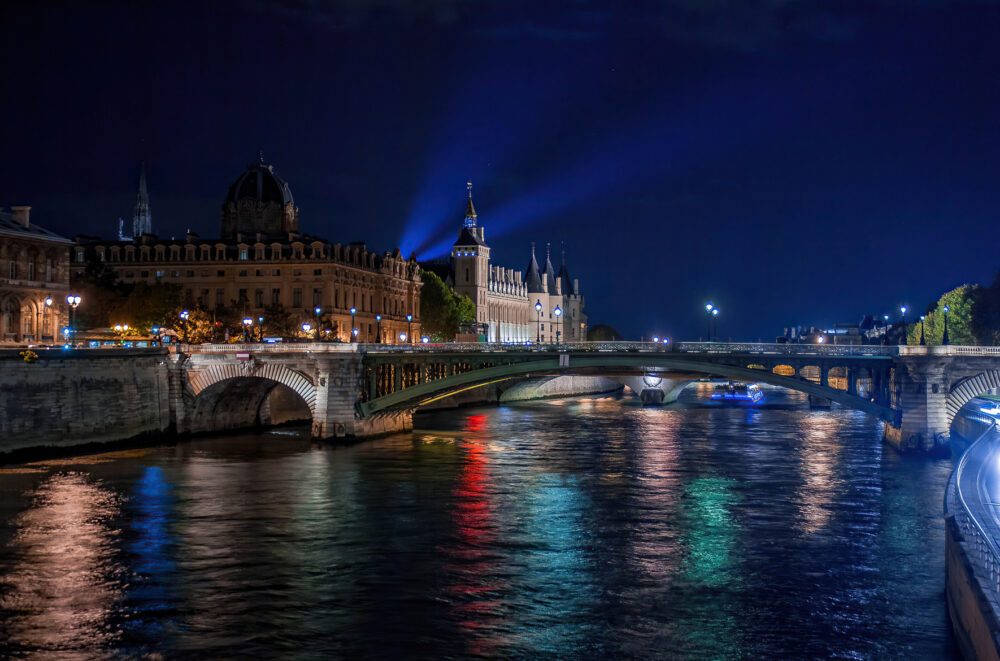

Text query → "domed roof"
[225,153,294,206]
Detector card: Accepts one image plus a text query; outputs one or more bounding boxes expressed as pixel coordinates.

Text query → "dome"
[225,154,294,207]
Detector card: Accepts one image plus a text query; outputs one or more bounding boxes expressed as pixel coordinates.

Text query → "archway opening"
[187,377,313,435]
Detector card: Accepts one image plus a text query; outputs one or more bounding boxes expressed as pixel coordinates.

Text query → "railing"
[901,345,1000,356]
[177,340,902,356]
[950,418,1000,597]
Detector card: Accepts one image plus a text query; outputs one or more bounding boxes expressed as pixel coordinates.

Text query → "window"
[8,261,15,279]
[313,268,322,276]
[293,288,302,308]
[313,288,322,307]
[335,289,340,308]
[217,270,225,277]
[125,271,134,278]
[239,269,247,277]
[186,270,194,277]
[140,270,149,278]
[200,289,209,305]
[45,260,52,282]
[255,269,263,277]
[271,288,280,305]
[156,270,165,278]
[172,271,180,278]
[76,250,85,263]
[255,289,264,308]
[293,269,302,276]
[201,247,210,260]
[273,269,281,276]
[216,247,225,260]
[216,289,224,306]
[465,268,470,282]
[240,248,248,261]
[238,288,248,303]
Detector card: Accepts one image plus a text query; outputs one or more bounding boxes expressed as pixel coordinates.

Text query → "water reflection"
[0,472,123,656]
[795,414,844,534]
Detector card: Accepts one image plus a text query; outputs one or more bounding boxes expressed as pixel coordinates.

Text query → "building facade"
[0,206,72,345]
[75,156,422,343]
[449,184,586,343]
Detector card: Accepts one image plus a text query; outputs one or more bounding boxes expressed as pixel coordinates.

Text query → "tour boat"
[711,381,764,404]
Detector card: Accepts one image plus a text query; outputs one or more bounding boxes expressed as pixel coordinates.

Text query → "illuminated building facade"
[450,184,586,343]
[0,206,71,345]
[74,156,422,342]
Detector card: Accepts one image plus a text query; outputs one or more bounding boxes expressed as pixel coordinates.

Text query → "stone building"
[0,206,72,345]
[75,156,422,343]
[449,184,586,343]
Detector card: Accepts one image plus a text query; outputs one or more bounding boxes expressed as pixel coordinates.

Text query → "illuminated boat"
[711,382,764,404]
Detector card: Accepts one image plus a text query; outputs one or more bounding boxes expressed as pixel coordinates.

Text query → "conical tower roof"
[558,248,575,295]
[524,243,544,292]
[541,243,558,294]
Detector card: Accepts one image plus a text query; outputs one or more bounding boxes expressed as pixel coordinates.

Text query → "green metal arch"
[358,354,895,421]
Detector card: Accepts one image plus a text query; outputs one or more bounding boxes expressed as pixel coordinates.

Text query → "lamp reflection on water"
[0,472,123,655]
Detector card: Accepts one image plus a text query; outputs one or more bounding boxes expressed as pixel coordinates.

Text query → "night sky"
[2,1,999,341]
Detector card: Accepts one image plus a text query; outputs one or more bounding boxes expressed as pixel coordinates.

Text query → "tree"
[588,324,623,341]
[74,257,128,330]
[419,271,475,341]
[906,285,978,345]
[108,282,183,334]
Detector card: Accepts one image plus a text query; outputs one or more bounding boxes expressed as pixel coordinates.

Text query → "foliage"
[108,282,184,334]
[906,285,978,345]
[75,257,128,330]
[972,271,1000,346]
[19,350,38,363]
[588,324,623,341]
[419,271,476,341]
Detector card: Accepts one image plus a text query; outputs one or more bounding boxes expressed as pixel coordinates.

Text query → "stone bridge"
[167,341,1000,452]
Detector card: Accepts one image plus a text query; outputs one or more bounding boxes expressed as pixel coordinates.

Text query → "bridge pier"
[311,354,412,440]
[885,359,950,453]
[618,377,692,406]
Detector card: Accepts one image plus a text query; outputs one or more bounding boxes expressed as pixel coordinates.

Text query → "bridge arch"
[185,362,316,434]
[947,370,1000,427]
[359,354,894,421]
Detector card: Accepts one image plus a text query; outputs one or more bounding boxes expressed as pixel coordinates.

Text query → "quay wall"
[0,349,172,457]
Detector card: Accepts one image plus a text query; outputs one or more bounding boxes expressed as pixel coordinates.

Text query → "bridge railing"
[950,419,1000,598]
[901,345,1000,356]
[177,340,901,356]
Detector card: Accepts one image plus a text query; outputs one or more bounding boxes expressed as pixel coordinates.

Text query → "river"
[0,384,958,659]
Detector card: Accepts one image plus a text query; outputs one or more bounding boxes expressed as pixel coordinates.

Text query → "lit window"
[240,248,248,260]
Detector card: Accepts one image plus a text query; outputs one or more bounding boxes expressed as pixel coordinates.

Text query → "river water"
[0,384,958,659]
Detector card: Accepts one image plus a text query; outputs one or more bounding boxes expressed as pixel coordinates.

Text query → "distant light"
[350,307,357,315]
[242,317,253,326]
[406,314,413,322]
[901,306,907,315]
[314,307,322,315]
[712,309,719,316]
[399,332,407,342]
[705,303,714,311]
[652,336,659,343]
[44,297,52,306]
[376,314,382,322]
[944,305,950,313]
[352,328,359,336]
[817,335,825,343]
[662,337,670,344]
[302,323,312,332]
[421,336,429,343]
[920,315,925,321]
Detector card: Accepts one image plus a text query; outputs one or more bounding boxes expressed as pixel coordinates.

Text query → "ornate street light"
[535,300,542,343]
[399,332,407,343]
[652,336,659,343]
[882,314,890,346]
[421,336,430,344]
[705,303,714,340]
[943,305,951,345]
[179,309,190,344]
[350,306,357,342]
[66,294,81,346]
[920,315,926,346]
[375,314,382,343]
[301,322,312,339]
[899,306,908,346]
[43,296,52,341]
[712,307,719,341]
[554,306,562,345]
[258,316,264,342]
[242,317,253,342]
[406,314,413,345]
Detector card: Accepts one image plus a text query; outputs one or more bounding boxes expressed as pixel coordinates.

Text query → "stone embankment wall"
[0,349,171,457]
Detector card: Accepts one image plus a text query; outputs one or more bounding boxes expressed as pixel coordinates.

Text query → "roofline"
[0,227,74,245]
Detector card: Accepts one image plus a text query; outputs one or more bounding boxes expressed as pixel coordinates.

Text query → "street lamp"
[899,306,908,346]
[375,314,382,343]
[919,315,926,346]
[705,303,714,340]
[178,309,190,343]
[113,323,129,345]
[943,305,951,345]
[406,314,413,345]
[399,332,407,344]
[882,314,890,345]
[421,336,429,344]
[352,327,359,341]
[350,306,357,342]
[257,316,264,342]
[652,336,660,343]
[66,294,81,346]
[302,322,313,340]
[712,307,719,340]
[242,317,253,342]
[817,334,825,344]
[43,296,52,340]
[535,300,542,343]
[554,306,562,345]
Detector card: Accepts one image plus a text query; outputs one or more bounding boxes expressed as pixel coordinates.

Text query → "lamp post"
[920,315,926,346]
[113,323,129,346]
[899,306,908,346]
[43,296,52,341]
[535,300,542,343]
[882,314,890,345]
[712,307,719,340]
[375,314,382,343]
[705,303,714,340]
[652,336,660,344]
[350,306,357,342]
[943,305,951,345]
[399,332,407,344]
[314,306,323,341]
[301,322,312,340]
[257,316,264,342]
[421,336,429,344]
[406,314,413,345]
[554,306,562,345]
[179,309,190,344]
[66,294,81,346]
[242,317,253,342]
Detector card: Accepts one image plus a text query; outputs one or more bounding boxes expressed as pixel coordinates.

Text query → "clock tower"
[451,182,490,319]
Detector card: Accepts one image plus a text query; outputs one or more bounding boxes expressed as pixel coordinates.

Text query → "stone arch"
[947,370,1000,427]
[187,362,316,413]
[772,364,796,377]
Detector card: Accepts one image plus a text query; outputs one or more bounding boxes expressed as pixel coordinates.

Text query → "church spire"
[133,161,152,237]
[464,180,477,228]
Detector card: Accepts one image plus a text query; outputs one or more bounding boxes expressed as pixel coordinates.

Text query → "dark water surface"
[0,385,958,659]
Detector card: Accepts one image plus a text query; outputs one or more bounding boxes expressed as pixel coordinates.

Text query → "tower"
[133,162,152,237]
[452,181,491,321]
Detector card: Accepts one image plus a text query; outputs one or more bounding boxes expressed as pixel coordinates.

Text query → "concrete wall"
[0,349,171,456]
[945,510,1000,660]
[499,375,623,402]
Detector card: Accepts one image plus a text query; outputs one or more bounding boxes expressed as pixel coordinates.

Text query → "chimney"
[573,278,579,294]
[11,205,30,227]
